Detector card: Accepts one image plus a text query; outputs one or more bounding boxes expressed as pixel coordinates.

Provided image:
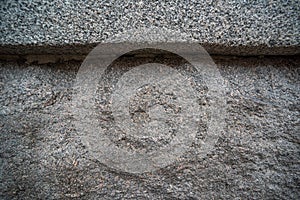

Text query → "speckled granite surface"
[0,0,299,55]
[1,56,299,199]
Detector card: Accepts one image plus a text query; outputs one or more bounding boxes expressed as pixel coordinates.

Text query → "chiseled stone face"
[0,55,299,199]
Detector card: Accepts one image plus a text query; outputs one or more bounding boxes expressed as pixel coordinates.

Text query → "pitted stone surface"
[0,1,299,55]
[0,56,299,199]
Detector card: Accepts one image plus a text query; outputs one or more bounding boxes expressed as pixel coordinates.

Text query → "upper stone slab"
[0,0,299,55]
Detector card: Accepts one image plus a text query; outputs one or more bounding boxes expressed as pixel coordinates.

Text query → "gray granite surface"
[0,56,299,199]
[0,1,299,55]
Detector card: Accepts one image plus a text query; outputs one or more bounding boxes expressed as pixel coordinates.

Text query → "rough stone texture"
[0,0,299,55]
[0,55,299,199]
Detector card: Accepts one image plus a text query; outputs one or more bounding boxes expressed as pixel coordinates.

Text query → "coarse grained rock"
[0,0,299,55]
[0,55,299,199]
